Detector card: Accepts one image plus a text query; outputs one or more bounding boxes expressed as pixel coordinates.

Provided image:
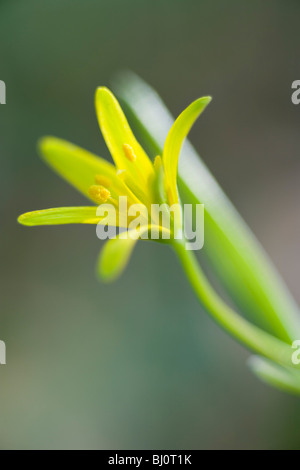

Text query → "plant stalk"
[174,240,300,371]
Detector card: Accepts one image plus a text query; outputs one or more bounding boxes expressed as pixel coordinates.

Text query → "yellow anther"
[154,155,162,171]
[123,143,136,162]
[95,175,111,188]
[88,185,111,204]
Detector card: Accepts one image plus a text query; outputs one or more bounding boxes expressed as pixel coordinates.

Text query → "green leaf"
[113,71,300,343]
[249,356,300,395]
[18,206,100,226]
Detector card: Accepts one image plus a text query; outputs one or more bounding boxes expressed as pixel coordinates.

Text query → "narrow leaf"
[249,356,300,396]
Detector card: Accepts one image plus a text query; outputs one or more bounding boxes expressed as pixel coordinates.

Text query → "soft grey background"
[0,0,299,449]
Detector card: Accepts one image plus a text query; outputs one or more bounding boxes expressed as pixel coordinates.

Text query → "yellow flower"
[18,87,211,281]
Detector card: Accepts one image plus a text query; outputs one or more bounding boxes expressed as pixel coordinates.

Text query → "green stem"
[174,241,300,371]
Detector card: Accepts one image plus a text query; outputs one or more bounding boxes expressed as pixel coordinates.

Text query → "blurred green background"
[0,0,300,449]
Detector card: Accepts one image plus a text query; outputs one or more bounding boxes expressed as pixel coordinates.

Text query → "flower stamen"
[123,143,136,162]
[88,185,111,204]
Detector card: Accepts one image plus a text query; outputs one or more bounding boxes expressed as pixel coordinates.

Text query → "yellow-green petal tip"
[18,213,32,226]
[38,135,58,156]
[95,86,114,104]
[196,96,212,106]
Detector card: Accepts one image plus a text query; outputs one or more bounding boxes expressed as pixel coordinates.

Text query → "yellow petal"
[18,207,102,226]
[163,96,212,205]
[95,87,155,200]
[39,137,139,204]
[97,224,171,282]
[97,234,137,282]
[18,206,132,228]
